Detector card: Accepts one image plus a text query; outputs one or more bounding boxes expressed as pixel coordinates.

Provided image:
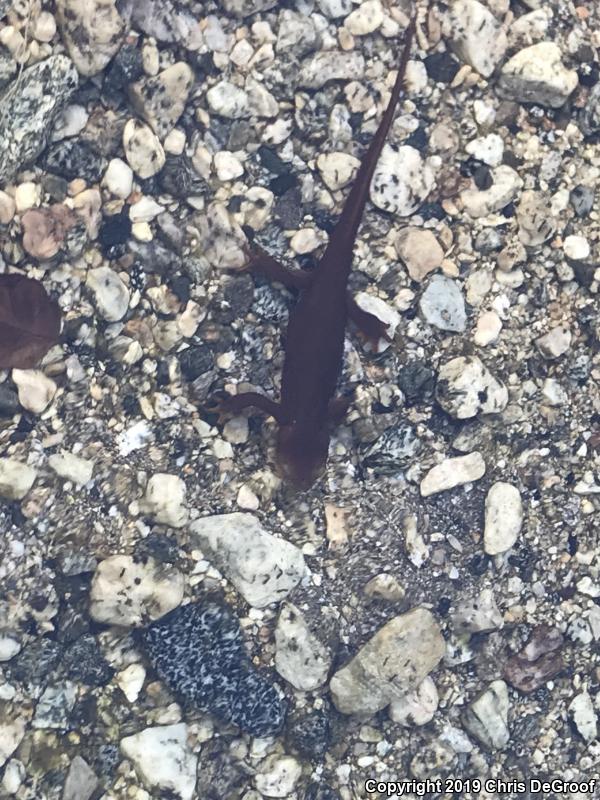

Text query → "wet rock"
[448,0,507,78]
[363,573,405,602]
[139,601,286,737]
[462,680,510,750]
[47,452,94,485]
[0,717,26,769]
[255,755,302,797]
[568,692,597,742]
[419,275,467,333]
[121,723,197,800]
[329,607,445,715]
[298,51,364,89]
[286,708,331,759]
[389,676,439,727]
[42,139,106,182]
[102,158,134,198]
[346,0,384,36]
[0,55,79,182]
[460,165,522,218]
[398,362,435,404]
[452,588,503,635]
[60,634,113,687]
[207,80,249,118]
[12,370,56,414]
[499,42,578,108]
[9,638,63,684]
[484,482,523,555]
[435,356,508,418]
[123,118,165,179]
[86,266,130,322]
[56,0,130,77]
[63,756,98,800]
[89,554,184,626]
[424,52,461,84]
[535,326,571,359]
[316,152,360,192]
[395,227,444,282]
[221,0,278,17]
[420,452,486,497]
[516,190,555,246]
[159,153,206,198]
[579,82,600,137]
[371,145,435,217]
[410,739,456,780]
[131,0,198,43]
[360,422,421,476]
[21,203,81,260]
[189,512,305,608]
[129,63,193,139]
[0,458,37,501]
[274,603,332,691]
[316,0,352,17]
[503,625,563,693]
[32,681,77,729]
[141,473,189,528]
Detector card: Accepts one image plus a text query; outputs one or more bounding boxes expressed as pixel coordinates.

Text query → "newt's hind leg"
[245,244,312,291]
[327,394,353,424]
[214,391,284,423]
[347,297,392,346]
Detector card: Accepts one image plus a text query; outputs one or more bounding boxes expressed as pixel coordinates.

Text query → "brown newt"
[219,18,416,489]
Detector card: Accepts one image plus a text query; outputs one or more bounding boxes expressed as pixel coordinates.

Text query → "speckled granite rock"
[121,723,197,800]
[56,0,131,77]
[128,63,194,139]
[0,55,78,182]
[138,601,286,737]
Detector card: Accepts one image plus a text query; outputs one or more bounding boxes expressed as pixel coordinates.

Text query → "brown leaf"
[0,274,61,369]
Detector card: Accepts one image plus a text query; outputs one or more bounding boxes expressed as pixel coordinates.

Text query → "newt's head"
[276,423,329,490]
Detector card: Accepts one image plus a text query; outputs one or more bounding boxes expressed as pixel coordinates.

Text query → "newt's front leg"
[245,244,311,291]
[217,391,285,423]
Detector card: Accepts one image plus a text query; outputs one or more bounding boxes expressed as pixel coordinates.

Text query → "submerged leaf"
[0,275,61,369]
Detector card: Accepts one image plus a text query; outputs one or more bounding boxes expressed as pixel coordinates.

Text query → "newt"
[218,17,417,490]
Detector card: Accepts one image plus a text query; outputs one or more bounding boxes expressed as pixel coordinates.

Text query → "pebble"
[360,421,421,475]
[206,80,249,118]
[139,601,286,737]
[0,458,37,501]
[57,0,129,76]
[435,356,508,418]
[141,473,189,528]
[462,680,510,750]
[298,51,365,89]
[354,293,400,348]
[14,182,41,212]
[316,0,353,17]
[2,759,25,795]
[465,133,504,167]
[63,756,98,800]
[21,204,80,260]
[499,42,579,108]
[420,452,486,497]
[316,152,360,191]
[569,185,594,217]
[535,326,571,359]
[189,513,305,608]
[11,369,57,414]
[89,554,184,626]
[115,664,146,703]
[410,739,456,780]
[396,227,444,282]
[419,274,466,333]
[568,692,598,742]
[32,681,77,729]
[214,151,244,181]
[503,625,564,693]
[120,724,197,800]
[371,146,435,217]
[221,0,278,17]
[86,266,130,322]
[516,190,555,246]
[388,676,439,727]
[541,378,568,407]
[102,158,134,198]
[129,63,194,139]
[274,603,332,691]
[363,573,405,602]
[0,54,79,182]
[123,118,166,179]
[0,633,20,662]
[460,165,522,218]
[0,190,15,224]
[131,0,198,42]
[329,607,445,715]
[449,0,507,78]
[563,234,590,261]
[345,0,384,36]
[47,451,94,485]
[474,310,502,346]
[255,755,302,798]
[129,196,164,223]
[484,482,523,555]
[452,588,503,634]
[51,104,89,141]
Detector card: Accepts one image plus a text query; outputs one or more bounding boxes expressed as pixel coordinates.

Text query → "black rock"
[270,172,299,196]
[134,533,180,564]
[305,783,341,800]
[179,345,214,381]
[360,422,421,476]
[405,126,428,151]
[418,201,445,221]
[398,362,435,403]
[0,384,19,416]
[275,184,303,227]
[129,239,182,276]
[569,185,595,217]
[258,145,290,175]
[286,708,331,759]
[61,635,113,687]
[474,228,504,253]
[99,211,132,252]
[10,638,63,684]
[578,61,599,88]
[473,164,493,191]
[222,273,255,318]
[159,154,206,198]
[138,601,286,737]
[42,140,106,183]
[424,51,460,83]
[102,43,144,106]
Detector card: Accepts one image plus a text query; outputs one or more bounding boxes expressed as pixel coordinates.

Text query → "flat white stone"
[568,692,597,742]
[389,676,439,727]
[0,458,36,501]
[121,724,197,800]
[484,482,523,555]
[420,453,486,497]
[499,42,578,108]
[48,452,94,485]
[462,680,510,750]
[12,369,57,414]
[142,473,189,528]
[275,603,332,691]
[449,0,507,77]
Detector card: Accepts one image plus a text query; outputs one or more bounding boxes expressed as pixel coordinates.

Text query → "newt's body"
[221,19,416,489]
